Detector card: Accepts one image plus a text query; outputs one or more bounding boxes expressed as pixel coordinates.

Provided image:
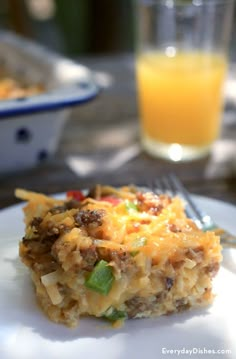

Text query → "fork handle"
[217,230,236,248]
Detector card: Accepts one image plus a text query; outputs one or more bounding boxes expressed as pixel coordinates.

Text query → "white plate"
[0,195,236,359]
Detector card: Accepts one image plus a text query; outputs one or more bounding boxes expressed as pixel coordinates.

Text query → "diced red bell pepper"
[66,190,86,201]
[100,196,121,205]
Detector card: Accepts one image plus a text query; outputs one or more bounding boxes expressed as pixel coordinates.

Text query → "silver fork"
[154,173,236,248]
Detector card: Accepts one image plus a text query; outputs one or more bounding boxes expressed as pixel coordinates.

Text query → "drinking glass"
[135,0,234,161]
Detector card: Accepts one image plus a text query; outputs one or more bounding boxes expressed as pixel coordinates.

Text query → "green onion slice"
[130,250,139,257]
[125,200,138,213]
[132,236,147,248]
[130,237,147,257]
[103,307,127,322]
[85,260,114,295]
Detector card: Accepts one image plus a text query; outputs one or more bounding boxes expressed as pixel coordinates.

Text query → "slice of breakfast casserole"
[16,185,222,327]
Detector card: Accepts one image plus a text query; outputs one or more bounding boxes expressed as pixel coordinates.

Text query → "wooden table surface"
[1,54,236,209]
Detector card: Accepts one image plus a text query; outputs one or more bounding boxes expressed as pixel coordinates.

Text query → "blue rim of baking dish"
[0,81,99,119]
[0,31,100,118]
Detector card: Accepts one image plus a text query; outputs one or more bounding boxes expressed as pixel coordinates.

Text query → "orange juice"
[136,51,227,149]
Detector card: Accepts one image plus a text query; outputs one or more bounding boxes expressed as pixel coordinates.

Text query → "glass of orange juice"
[136,0,234,161]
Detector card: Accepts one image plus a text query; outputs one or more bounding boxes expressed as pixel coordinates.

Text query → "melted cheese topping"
[84,197,220,262]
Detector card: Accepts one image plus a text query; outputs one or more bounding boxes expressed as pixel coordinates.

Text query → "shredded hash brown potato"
[0,77,43,100]
[16,185,222,327]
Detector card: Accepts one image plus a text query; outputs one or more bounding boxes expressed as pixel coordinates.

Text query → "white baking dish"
[0,31,98,173]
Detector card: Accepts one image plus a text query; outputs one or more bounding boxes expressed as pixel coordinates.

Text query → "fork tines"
[153,173,206,230]
[152,173,236,247]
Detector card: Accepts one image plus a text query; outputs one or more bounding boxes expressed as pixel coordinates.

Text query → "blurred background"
[0,0,136,56]
[1,0,236,58]
[1,0,236,204]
